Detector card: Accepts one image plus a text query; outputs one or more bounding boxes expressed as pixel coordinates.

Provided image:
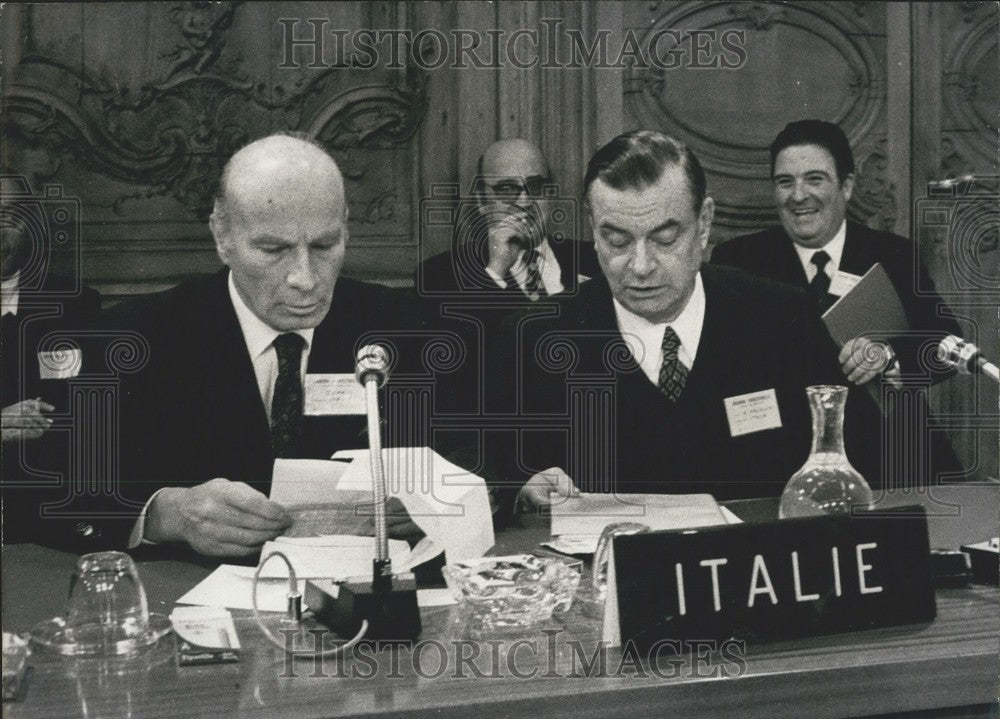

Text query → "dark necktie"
[810,250,834,312]
[504,249,547,300]
[270,332,305,458]
[658,326,688,402]
[522,249,547,300]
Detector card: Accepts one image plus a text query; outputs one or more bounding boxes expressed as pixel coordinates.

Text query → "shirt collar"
[227,272,313,360]
[612,270,706,365]
[1,271,20,317]
[793,220,847,275]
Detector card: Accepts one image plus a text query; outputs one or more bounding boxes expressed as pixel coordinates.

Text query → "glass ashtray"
[442,554,581,632]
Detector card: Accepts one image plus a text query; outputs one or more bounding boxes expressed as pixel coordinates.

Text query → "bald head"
[478,139,548,180]
[210,134,349,331]
[215,135,346,232]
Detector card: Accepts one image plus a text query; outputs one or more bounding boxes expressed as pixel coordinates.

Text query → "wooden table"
[3,487,997,719]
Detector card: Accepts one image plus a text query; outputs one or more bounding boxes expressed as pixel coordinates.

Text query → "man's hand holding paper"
[145,478,291,557]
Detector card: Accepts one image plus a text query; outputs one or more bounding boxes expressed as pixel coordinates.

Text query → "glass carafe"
[779,385,874,518]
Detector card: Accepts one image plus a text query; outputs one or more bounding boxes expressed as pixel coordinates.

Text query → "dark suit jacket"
[710,221,961,378]
[488,265,882,514]
[85,270,426,549]
[1,277,102,549]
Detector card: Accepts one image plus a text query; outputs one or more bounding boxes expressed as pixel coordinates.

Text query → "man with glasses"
[417,138,599,300]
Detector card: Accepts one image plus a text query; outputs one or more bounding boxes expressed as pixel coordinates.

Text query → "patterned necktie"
[522,249,547,300]
[810,250,834,312]
[270,332,305,458]
[658,326,688,402]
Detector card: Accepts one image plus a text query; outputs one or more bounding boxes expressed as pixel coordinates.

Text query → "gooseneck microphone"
[355,344,391,571]
[303,343,421,641]
[937,335,999,383]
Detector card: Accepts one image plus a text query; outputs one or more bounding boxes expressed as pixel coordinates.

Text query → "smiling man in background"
[711,119,960,385]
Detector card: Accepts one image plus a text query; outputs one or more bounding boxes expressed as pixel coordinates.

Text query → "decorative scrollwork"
[5,4,428,218]
[727,3,785,31]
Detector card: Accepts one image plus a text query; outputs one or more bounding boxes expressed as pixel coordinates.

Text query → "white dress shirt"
[483,236,564,296]
[612,271,706,385]
[794,220,847,282]
[129,271,315,546]
[1,271,20,317]
[227,272,313,422]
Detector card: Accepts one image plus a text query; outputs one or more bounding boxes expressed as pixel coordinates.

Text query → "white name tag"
[37,349,82,379]
[828,270,863,297]
[304,374,366,415]
[723,389,782,437]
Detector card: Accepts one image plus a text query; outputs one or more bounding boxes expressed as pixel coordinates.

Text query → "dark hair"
[770,120,854,182]
[582,130,706,212]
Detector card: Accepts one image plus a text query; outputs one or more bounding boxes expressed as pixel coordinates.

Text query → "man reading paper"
[101,134,420,555]
[509,131,882,510]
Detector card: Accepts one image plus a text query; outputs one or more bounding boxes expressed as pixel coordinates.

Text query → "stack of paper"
[269,447,495,566]
[175,535,455,612]
[543,493,734,555]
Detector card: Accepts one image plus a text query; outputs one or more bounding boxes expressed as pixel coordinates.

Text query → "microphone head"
[937,335,979,374]
[355,344,390,387]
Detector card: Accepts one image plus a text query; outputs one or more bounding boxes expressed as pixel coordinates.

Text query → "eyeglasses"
[485,176,550,199]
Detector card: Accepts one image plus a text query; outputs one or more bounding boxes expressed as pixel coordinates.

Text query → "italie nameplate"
[604,506,935,649]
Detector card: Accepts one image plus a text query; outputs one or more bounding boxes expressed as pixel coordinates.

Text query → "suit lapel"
[200,271,273,450]
[771,231,811,287]
[839,222,876,276]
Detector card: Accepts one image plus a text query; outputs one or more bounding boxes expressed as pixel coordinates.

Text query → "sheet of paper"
[258,536,411,578]
[541,535,602,555]
[176,565,455,612]
[175,565,306,612]
[550,493,727,539]
[719,505,743,524]
[543,502,740,555]
[828,270,862,297]
[332,447,495,564]
[270,459,350,506]
[416,588,457,608]
[304,374,366,415]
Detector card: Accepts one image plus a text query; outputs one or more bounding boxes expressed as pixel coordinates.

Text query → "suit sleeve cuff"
[127,488,167,548]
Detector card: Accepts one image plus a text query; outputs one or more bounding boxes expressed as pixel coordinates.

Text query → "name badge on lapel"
[828,270,863,297]
[37,349,82,379]
[723,389,782,437]
[304,374,366,415]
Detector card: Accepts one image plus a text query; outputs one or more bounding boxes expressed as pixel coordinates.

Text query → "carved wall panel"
[623,1,891,239]
[914,1,998,483]
[2,3,427,297]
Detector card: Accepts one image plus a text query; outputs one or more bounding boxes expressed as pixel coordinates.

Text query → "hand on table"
[1,399,55,443]
[516,467,580,514]
[838,337,896,386]
[146,478,291,557]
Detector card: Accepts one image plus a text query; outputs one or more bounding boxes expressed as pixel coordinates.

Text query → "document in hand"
[333,447,495,565]
[269,448,495,567]
[822,263,908,346]
[547,493,729,554]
